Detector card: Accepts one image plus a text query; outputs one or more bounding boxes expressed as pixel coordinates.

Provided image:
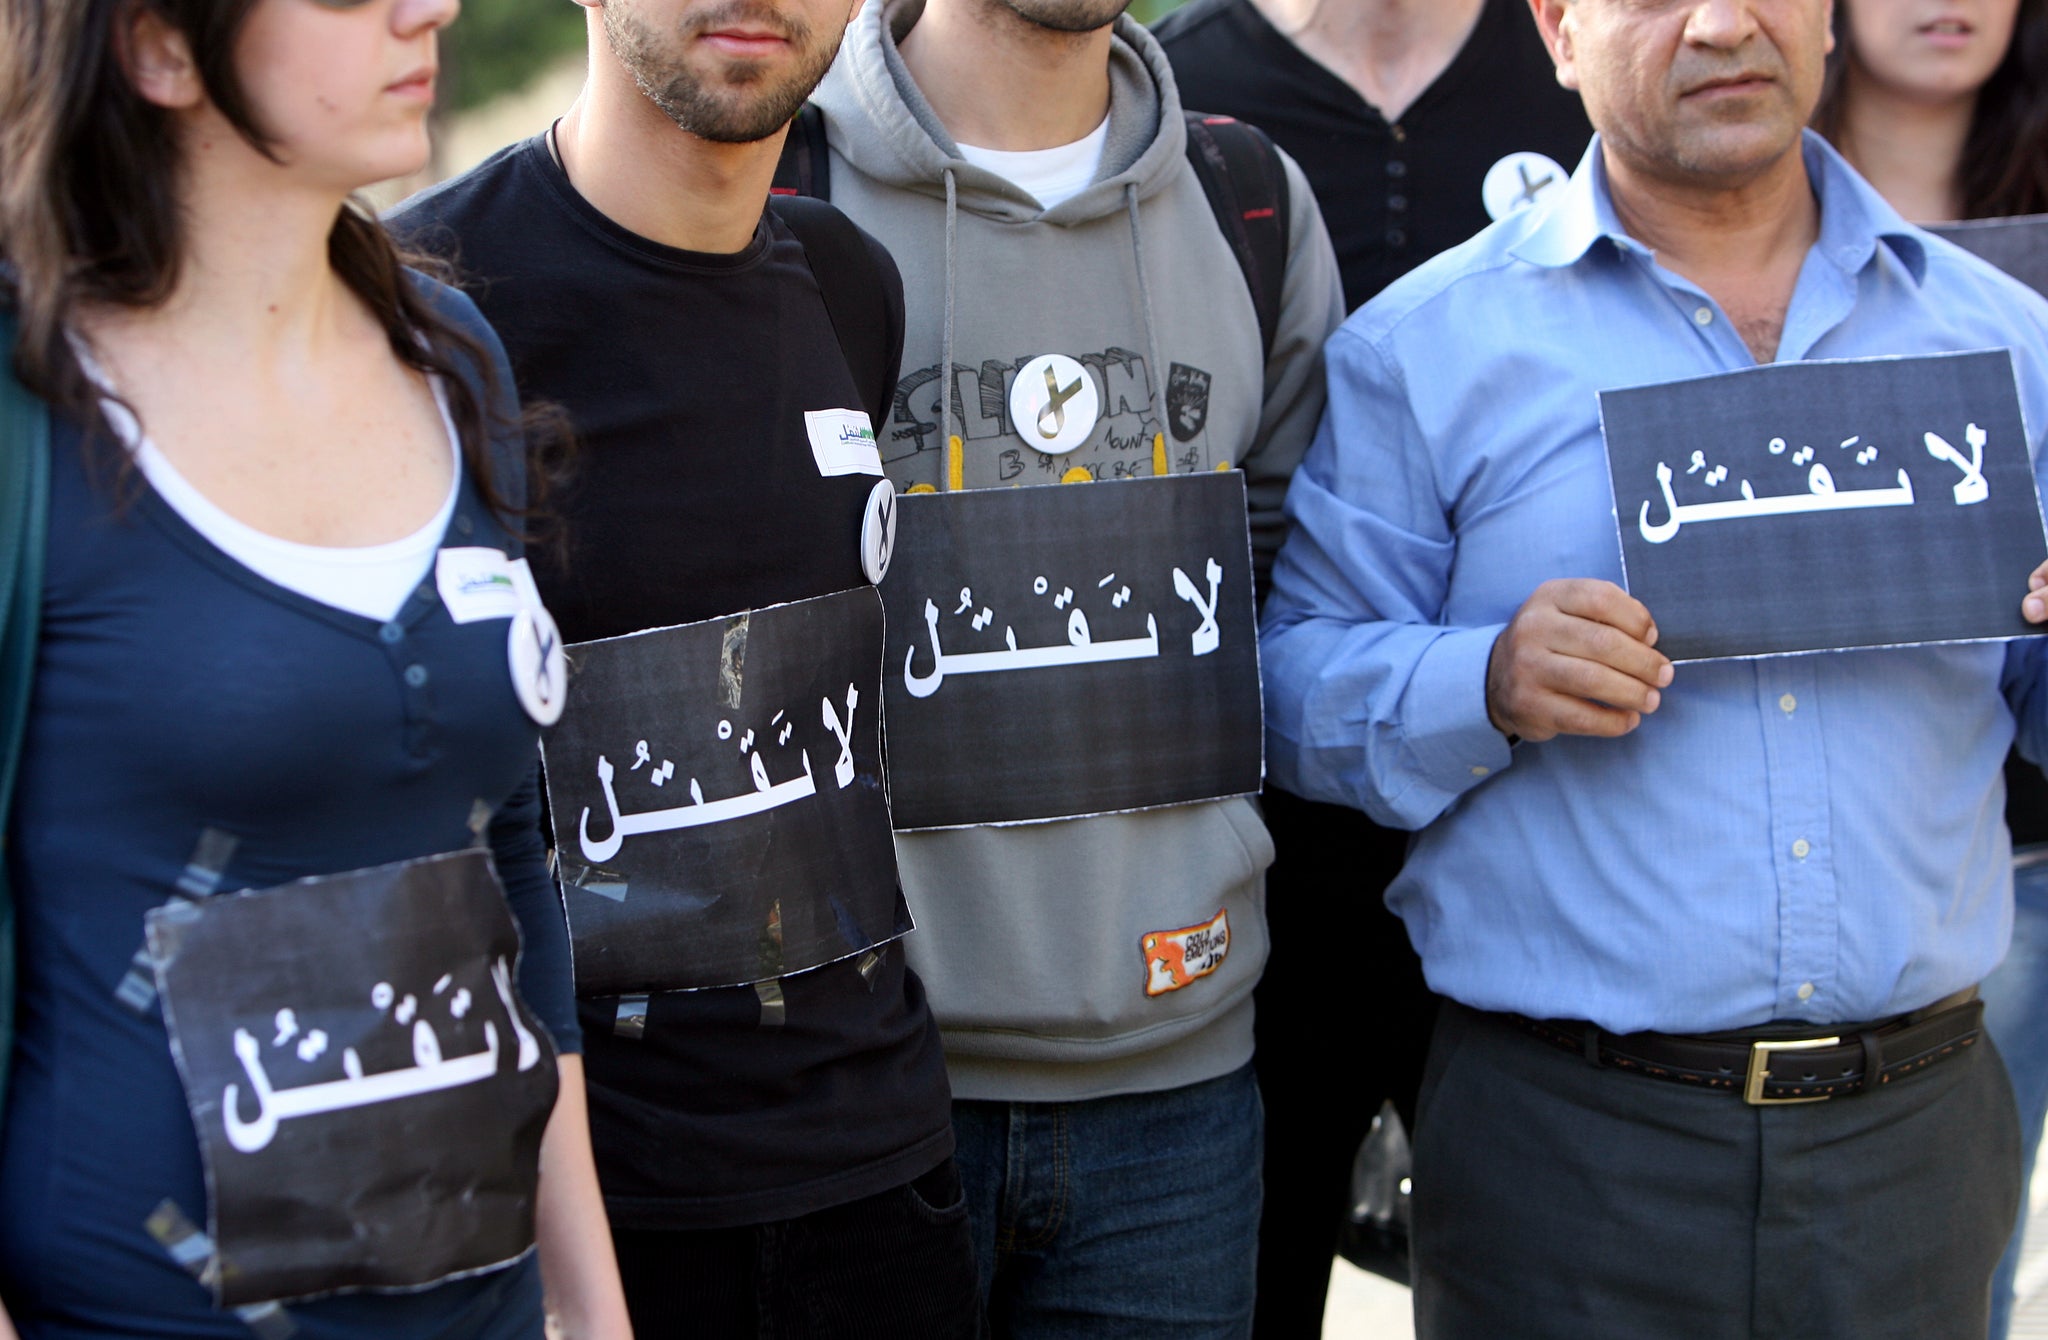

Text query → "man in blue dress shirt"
[1261,1,2048,1335]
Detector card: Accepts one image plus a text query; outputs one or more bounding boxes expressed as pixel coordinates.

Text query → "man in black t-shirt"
[1152,0,1591,1333]
[390,0,977,1334]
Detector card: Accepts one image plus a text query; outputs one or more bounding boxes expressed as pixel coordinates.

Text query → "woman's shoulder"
[403,268,494,346]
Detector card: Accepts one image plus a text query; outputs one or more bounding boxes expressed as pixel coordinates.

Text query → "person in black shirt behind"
[1157,0,1589,308]
[1152,0,1589,1334]
[390,0,977,1334]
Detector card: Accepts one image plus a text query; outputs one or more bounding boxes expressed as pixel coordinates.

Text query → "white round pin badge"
[508,604,567,726]
[1009,353,1100,456]
[860,478,897,585]
[1482,152,1569,222]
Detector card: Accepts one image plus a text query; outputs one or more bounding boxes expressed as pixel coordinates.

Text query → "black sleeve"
[415,273,581,1051]
[491,762,582,1054]
[862,231,907,429]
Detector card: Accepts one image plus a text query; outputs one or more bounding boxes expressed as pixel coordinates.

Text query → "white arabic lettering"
[577,749,818,862]
[822,686,859,789]
[1925,424,1990,506]
[1172,558,1224,657]
[221,955,538,1154]
[903,597,1160,698]
[1638,459,1916,544]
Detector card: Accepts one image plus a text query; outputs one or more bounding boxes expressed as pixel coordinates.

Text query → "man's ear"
[115,0,204,109]
[1528,0,1581,92]
[1822,0,1836,56]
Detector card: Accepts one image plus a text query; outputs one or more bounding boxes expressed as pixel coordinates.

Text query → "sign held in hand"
[1599,350,2047,662]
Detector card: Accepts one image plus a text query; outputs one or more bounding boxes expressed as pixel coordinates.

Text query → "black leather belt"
[1512,988,1984,1105]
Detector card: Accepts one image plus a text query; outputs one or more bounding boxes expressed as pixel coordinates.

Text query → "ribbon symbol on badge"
[503,559,566,726]
[861,479,896,585]
[1009,354,1100,456]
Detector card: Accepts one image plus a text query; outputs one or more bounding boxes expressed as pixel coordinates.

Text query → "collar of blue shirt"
[1508,130,1927,289]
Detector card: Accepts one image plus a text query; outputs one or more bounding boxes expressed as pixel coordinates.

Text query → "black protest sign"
[1932,215,2048,297]
[1600,350,2046,662]
[542,587,903,997]
[880,472,1263,829]
[148,849,558,1307]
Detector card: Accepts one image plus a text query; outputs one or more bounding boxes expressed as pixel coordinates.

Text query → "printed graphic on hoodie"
[881,349,1223,492]
[1142,909,1231,997]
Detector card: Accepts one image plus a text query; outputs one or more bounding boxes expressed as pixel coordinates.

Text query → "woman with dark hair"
[1814,0,2048,220]
[1816,6,2048,1338]
[0,0,628,1336]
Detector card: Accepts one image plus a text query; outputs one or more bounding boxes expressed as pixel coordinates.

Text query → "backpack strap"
[1182,111,1291,365]
[0,310,50,1124]
[771,103,833,202]
[770,194,901,425]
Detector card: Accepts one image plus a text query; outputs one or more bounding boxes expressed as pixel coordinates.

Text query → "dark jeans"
[1981,846,2048,1340]
[951,1064,1263,1339]
[1412,1001,2023,1340]
[611,1158,982,1339]
[1251,787,1424,1339]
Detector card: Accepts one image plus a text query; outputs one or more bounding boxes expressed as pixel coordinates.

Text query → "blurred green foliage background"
[440,0,1185,115]
[441,0,586,115]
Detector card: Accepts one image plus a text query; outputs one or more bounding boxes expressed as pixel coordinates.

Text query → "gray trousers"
[1411,1001,2024,1339]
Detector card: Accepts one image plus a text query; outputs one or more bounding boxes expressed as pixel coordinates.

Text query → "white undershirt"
[956,117,1111,210]
[101,383,462,624]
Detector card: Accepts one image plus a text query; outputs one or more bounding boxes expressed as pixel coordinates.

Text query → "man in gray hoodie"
[806,0,1343,1330]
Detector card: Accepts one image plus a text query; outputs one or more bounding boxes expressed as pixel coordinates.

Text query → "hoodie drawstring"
[935,179,1172,490]
[1125,183,1171,480]
[941,168,962,492]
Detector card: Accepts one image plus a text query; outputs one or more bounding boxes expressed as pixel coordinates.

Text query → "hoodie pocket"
[900,799,1274,1055]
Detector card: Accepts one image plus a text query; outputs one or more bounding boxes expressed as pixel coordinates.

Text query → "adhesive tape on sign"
[509,605,567,726]
[861,478,896,585]
[1482,152,1568,222]
[1010,353,1100,456]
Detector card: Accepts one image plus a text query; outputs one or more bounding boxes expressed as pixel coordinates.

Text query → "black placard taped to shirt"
[148,848,559,1307]
[879,470,1264,829]
[541,585,906,997]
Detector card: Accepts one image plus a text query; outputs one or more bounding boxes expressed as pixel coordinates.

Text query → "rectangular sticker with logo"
[805,408,884,477]
[1142,909,1230,998]
[436,548,522,624]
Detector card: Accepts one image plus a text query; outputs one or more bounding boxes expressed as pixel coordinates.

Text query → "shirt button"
[404,664,430,688]
[1779,693,1797,714]
[455,515,475,536]
[1390,124,1407,143]
[1387,194,1409,213]
[379,621,405,644]
[1386,228,1408,248]
[1693,306,1714,326]
[1470,765,1490,778]
[1386,160,1408,178]
[1797,982,1815,1001]
[1792,838,1811,859]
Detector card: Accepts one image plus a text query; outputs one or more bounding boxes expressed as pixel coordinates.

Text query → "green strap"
[0,311,50,1122]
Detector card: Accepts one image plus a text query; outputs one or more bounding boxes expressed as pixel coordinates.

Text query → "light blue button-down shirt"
[1262,133,2048,1033]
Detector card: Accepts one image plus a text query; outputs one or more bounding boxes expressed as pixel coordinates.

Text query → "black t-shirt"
[1156,0,1592,310]
[390,136,954,1230]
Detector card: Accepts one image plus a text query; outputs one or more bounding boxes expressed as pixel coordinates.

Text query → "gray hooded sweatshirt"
[813,0,1344,1101]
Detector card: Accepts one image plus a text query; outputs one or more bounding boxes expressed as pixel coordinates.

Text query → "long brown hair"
[0,0,559,526]
[1814,0,2048,219]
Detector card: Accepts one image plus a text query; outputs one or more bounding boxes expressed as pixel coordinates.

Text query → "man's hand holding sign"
[1489,558,2048,745]
[1486,580,1673,742]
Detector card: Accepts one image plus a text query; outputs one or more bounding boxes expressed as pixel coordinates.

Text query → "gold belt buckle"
[1744,1036,1841,1105]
